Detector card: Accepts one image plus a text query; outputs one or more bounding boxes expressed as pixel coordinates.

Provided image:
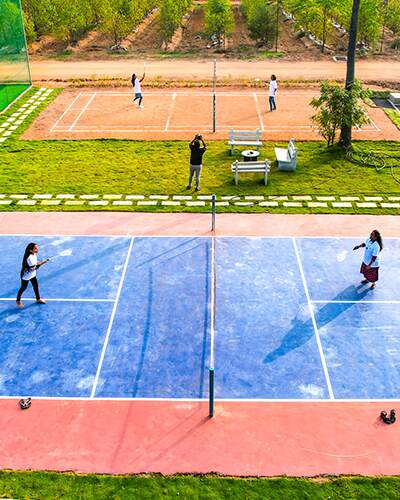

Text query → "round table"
[241,150,260,162]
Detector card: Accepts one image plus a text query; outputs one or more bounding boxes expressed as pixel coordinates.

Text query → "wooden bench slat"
[228,129,263,155]
[231,160,271,185]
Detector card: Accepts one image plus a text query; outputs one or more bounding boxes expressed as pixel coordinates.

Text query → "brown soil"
[29,4,400,63]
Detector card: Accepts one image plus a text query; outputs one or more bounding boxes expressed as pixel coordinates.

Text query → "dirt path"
[31,59,400,84]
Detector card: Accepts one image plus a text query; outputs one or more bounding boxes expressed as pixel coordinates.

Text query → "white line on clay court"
[165,92,177,131]
[52,127,379,133]
[68,92,97,132]
[50,91,382,134]
[253,92,265,131]
[50,92,82,132]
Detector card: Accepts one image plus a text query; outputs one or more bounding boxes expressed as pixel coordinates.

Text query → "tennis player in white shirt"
[131,72,145,108]
[16,242,48,308]
[268,74,278,112]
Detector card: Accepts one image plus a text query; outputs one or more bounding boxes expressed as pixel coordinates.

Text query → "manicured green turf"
[1,471,400,499]
[1,87,399,214]
[1,138,399,194]
[385,109,400,130]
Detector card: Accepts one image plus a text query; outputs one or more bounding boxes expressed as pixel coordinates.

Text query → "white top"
[269,80,278,97]
[134,79,142,93]
[363,238,381,268]
[22,254,37,280]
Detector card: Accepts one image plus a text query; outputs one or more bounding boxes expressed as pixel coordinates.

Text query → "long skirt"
[360,262,379,283]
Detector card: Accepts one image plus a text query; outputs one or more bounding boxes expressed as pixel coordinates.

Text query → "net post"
[209,367,215,418]
[211,193,216,231]
[213,60,216,133]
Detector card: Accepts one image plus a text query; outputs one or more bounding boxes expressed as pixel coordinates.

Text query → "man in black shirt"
[186,134,206,192]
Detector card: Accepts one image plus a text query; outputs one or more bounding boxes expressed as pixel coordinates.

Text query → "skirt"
[360,262,379,283]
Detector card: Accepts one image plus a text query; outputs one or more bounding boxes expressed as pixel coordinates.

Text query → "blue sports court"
[0,234,399,400]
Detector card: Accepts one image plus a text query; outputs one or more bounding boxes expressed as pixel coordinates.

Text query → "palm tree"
[339,0,360,148]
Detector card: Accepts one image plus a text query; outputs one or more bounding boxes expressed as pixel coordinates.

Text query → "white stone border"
[0,193,398,210]
[0,88,54,144]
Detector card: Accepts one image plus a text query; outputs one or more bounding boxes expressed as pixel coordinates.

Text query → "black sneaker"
[195,187,200,192]
[186,185,191,190]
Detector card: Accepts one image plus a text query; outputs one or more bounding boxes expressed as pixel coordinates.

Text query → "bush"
[310,80,370,147]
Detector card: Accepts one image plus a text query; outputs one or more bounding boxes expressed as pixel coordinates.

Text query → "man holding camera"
[186,134,207,192]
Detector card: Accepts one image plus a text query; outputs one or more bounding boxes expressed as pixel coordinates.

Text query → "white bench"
[228,129,263,156]
[231,160,271,185]
[274,139,298,171]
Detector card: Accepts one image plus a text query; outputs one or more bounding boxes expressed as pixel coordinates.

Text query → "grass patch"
[385,109,400,130]
[1,138,399,200]
[258,50,285,58]
[51,49,73,60]
[1,471,400,499]
[156,50,200,59]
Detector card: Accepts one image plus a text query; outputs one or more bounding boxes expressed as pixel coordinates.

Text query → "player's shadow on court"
[263,284,370,364]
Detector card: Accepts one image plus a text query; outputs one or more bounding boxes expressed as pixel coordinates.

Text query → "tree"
[159,0,191,45]
[244,0,276,46]
[100,0,135,45]
[339,0,360,148]
[0,0,26,50]
[23,11,36,45]
[387,0,400,34]
[53,0,94,44]
[204,0,234,46]
[311,81,369,147]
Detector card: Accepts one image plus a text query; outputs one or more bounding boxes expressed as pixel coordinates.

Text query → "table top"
[241,150,260,156]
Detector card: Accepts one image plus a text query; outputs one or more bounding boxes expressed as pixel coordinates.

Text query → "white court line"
[0,395,399,402]
[253,93,265,131]
[313,299,400,305]
[0,297,114,302]
[52,127,382,134]
[51,92,82,132]
[164,92,176,132]
[90,236,135,398]
[369,117,380,131]
[1,234,399,240]
[292,237,335,400]
[68,92,96,132]
[73,91,318,96]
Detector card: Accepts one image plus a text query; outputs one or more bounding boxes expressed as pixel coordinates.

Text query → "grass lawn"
[1,471,400,499]
[385,109,400,130]
[0,87,399,213]
[1,138,399,200]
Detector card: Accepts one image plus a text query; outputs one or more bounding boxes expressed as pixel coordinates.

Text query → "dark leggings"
[17,277,40,301]
[133,95,143,105]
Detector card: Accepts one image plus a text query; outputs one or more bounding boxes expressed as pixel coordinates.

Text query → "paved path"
[31,59,400,83]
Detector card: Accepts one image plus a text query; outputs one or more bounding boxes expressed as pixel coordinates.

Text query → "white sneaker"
[139,104,144,108]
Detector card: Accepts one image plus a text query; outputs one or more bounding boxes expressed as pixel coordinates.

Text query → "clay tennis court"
[23,87,400,141]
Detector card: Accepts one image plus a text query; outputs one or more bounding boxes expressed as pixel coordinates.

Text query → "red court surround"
[1,212,399,476]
